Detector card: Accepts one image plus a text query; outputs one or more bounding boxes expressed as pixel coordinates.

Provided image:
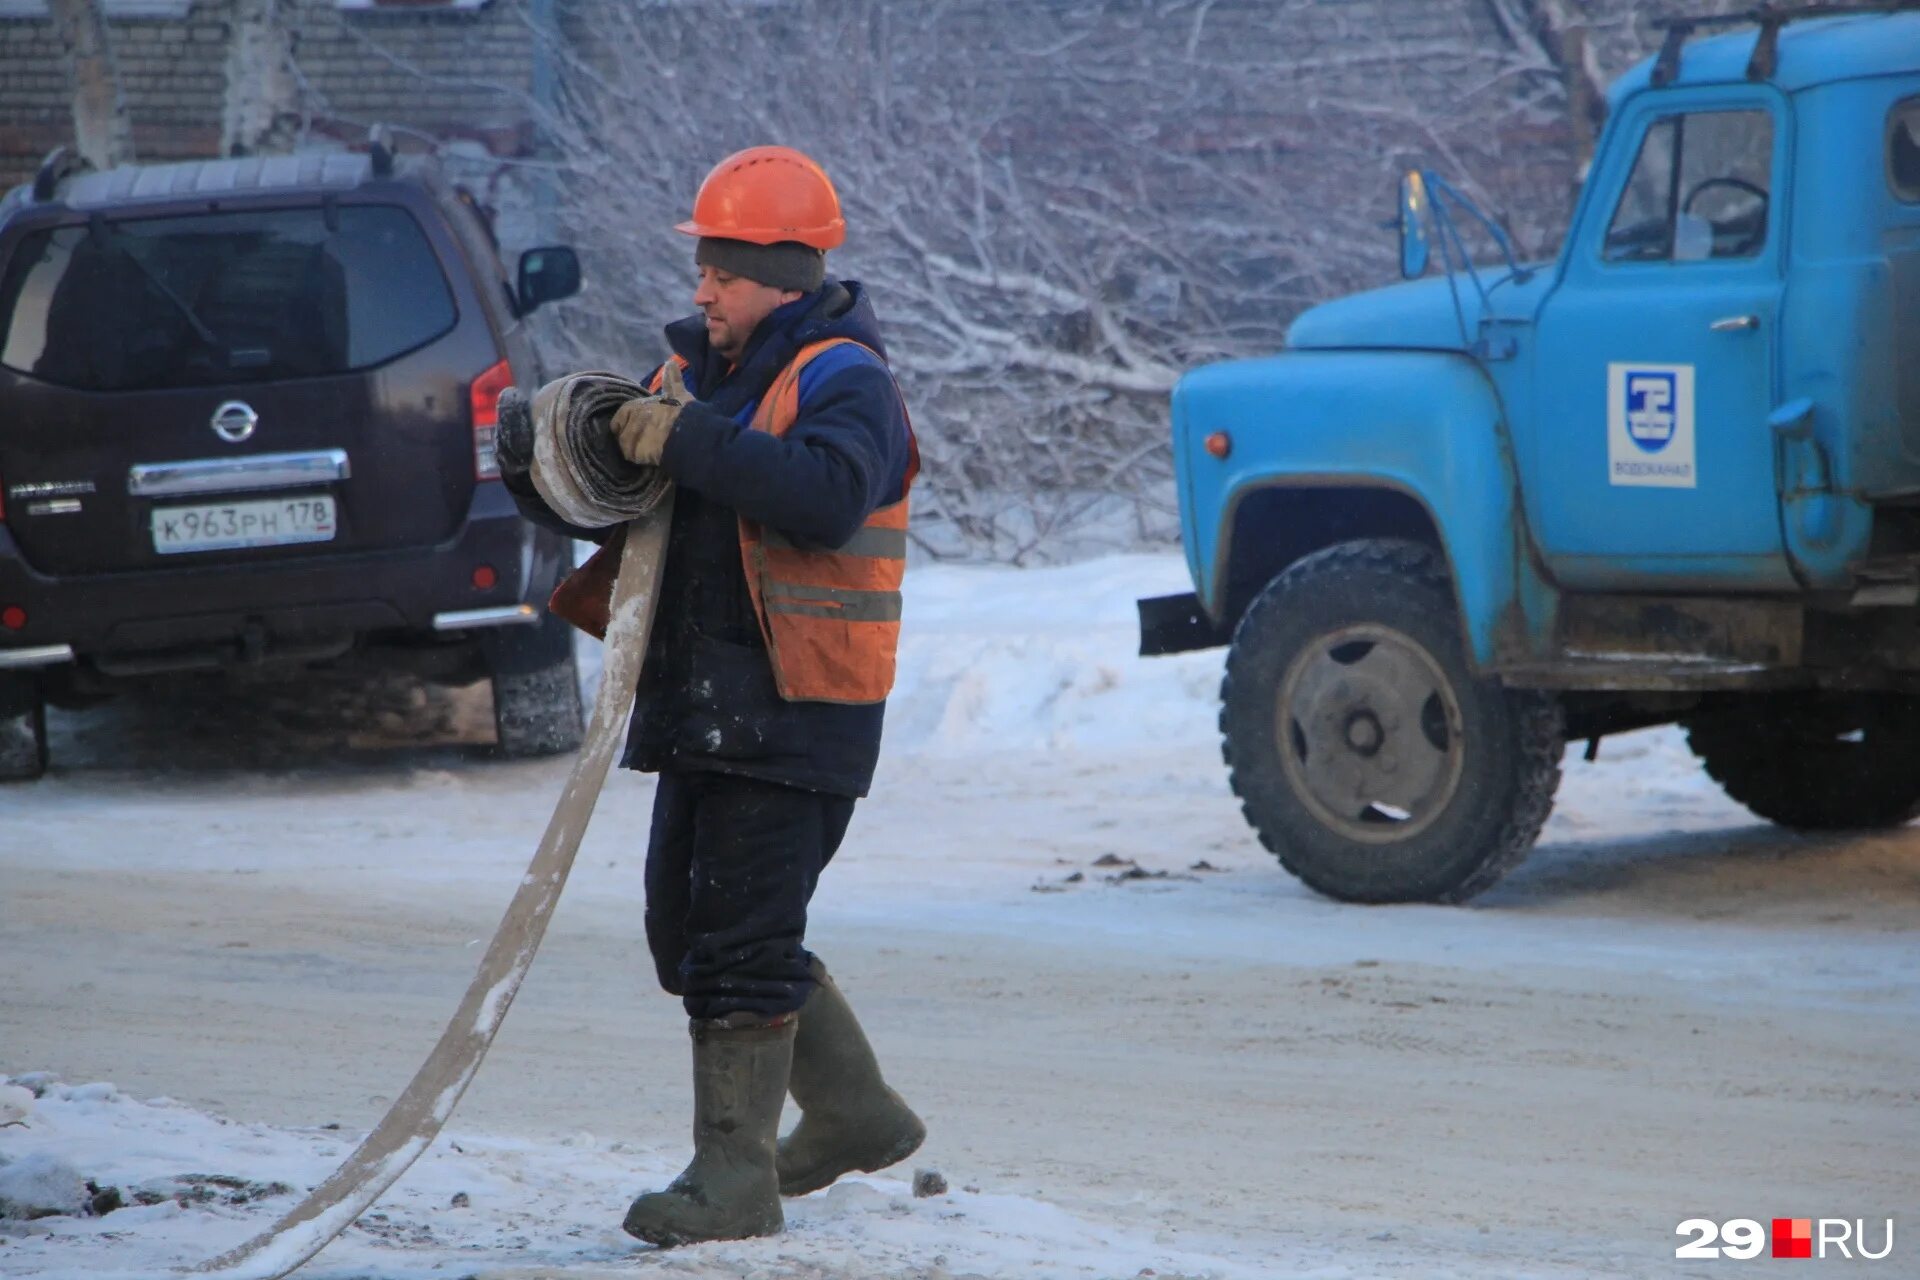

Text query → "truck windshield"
[0,204,455,392]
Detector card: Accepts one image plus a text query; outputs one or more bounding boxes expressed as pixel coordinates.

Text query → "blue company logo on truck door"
[1626,372,1677,450]
[1607,362,1696,488]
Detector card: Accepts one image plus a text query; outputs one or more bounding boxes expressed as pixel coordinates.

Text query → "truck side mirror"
[1398,171,1430,279]
[517,246,581,314]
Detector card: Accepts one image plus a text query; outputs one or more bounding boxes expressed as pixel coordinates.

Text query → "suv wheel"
[1684,694,1920,830]
[487,613,585,758]
[0,673,49,781]
[1221,539,1563,903]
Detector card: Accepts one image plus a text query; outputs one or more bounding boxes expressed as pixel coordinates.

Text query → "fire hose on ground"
[189,375,672,1279]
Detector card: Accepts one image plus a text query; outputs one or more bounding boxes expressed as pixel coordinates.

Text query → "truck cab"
[1148,7,1920,903]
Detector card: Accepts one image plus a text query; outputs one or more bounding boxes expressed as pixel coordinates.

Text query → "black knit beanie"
[696,236,826,293]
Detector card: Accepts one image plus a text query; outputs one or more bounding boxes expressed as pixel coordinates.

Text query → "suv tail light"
[469,359,514,481]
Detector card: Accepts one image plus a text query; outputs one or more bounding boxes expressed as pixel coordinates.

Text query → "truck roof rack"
[1651,1,1920,87]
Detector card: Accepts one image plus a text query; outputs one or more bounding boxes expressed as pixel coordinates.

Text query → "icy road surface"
[3,555,1917,1279]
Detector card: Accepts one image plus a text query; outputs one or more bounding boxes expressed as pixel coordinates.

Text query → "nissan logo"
[211,401,258,444]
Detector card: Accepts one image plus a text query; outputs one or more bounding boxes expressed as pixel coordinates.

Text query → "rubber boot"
[777,960,926,1196]
[622,1013,795,1247]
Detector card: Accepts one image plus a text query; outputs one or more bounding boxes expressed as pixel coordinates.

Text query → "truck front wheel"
[1684,694,1920,830]
[1221,539,1563,903]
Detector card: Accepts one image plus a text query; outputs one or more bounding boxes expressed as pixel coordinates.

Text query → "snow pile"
[0,1084,35,1128]
[886,556,1223,756]
[0,1153,89,1221]
[0,1073,1475,1280]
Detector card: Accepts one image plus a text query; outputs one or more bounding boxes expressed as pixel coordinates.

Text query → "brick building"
[0,0,544,192]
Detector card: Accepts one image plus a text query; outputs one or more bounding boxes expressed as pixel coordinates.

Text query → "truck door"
[1531,89,1796,591]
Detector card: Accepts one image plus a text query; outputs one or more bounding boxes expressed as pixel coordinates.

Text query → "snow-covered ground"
[3,555,1917,1279]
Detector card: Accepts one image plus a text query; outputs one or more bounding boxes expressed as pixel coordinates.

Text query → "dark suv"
[0,148,586,779]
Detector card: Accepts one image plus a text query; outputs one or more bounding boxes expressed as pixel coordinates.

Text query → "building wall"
[0,0,536,191]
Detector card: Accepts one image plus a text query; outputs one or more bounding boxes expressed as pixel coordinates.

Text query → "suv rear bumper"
[0,644,73,670]
[0,484,569,670]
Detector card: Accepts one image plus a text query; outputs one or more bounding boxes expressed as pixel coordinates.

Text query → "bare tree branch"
[224,0,320,156]
[49,0,133,168]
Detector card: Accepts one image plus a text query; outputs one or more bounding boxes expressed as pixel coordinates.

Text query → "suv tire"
[487,613,585,758]
[1221,539,1563,903]
[1684,694,1920,830]
[0,673,49,781]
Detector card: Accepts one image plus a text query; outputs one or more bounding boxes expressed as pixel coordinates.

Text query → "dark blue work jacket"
[508,281,914,797]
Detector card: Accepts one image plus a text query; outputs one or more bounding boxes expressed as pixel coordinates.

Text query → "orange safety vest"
[643,337,918,705]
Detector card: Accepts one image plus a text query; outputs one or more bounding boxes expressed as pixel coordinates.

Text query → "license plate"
[151,495,337,555]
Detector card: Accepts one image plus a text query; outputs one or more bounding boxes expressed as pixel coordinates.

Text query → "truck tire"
[0,673,49,782]
[1221,539,1562,903]
[487,614,585,759]
[1684,695,1920,830]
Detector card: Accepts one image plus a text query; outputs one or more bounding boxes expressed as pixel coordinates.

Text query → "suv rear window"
[0,204,455,391]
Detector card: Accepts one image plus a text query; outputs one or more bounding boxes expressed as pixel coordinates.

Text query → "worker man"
[498,145,924,1248]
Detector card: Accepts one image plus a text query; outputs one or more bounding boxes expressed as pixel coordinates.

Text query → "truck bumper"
[1138,591,1230,657]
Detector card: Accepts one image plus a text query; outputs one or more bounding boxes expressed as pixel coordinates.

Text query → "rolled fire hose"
[522,372,674,530]
[191,377,671,1280]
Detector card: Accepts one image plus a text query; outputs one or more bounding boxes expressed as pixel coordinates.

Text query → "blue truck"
[1142,5,1920,903]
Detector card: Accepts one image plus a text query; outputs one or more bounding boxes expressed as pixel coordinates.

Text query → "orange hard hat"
[675,146,845,251]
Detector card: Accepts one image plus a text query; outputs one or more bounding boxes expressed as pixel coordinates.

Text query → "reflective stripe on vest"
[740,338,917,704]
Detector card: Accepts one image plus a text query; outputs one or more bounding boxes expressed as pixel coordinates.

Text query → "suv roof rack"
[23,126,406,209]
[368,123,396,179]
[1651,1,1920,87]
[32,147,92,203]
[21,153,382,213]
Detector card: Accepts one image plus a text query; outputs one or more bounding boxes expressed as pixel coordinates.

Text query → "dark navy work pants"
[643,770,855,1020]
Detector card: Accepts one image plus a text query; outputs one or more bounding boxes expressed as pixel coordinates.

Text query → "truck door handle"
[1710,314,1760,332]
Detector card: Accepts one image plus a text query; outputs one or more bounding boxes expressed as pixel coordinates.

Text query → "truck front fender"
[1174,349,1557,668]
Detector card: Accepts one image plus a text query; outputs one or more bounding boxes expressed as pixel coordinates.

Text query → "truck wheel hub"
[1343,710,1385,755]
[1277,624,1466,844]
